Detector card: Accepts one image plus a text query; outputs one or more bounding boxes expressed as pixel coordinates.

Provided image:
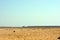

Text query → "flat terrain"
[0,27,60,40]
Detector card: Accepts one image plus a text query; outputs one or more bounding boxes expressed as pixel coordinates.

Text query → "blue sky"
[0,0,60,26]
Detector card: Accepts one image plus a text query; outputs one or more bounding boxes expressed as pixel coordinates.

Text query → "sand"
[0,28,60,40]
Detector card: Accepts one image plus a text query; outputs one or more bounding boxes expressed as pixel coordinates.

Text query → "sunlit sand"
[0,27,60,40]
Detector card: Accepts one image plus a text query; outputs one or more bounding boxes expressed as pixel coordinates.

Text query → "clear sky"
[0,0,60,27]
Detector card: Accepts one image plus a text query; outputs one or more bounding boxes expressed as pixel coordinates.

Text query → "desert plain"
[0,27,60,40]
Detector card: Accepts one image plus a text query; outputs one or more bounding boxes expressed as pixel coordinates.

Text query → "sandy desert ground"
[0,27,60,40]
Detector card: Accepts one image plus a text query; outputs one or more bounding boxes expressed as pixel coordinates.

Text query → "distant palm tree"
[22,26,25,28]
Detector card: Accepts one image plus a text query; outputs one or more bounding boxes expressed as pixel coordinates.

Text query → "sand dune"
[0,27,60,40]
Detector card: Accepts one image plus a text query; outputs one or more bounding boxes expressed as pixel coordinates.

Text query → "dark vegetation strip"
[0,26,60,28]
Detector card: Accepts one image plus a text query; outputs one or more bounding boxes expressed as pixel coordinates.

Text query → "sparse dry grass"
[0,28,60,40]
